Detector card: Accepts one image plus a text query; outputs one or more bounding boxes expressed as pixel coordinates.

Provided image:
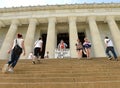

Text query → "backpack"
[12,39,22,55]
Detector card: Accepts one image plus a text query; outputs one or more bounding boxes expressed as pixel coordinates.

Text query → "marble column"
[68,16,78,58]
[0,20,19,59]
[22,19,37,59]
[106,16,120,55]
[88,16,106,57]
[0,21,5,28]
[45,17,56,58]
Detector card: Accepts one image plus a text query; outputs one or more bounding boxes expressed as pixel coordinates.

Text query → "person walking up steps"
[104,36,118,61]
[32,37,43,64]
[2,33,26,73]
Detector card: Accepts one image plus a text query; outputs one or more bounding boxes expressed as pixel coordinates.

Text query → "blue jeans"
[8,50,22,68]
[106,47,117,59]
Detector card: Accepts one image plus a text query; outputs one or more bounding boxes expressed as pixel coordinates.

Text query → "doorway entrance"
[78,32,85,44]
[41,34,47,58]
[57,33,69,48]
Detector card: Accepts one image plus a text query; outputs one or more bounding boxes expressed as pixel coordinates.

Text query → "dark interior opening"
[78,32,86,57]
[78,32,85,44]
[57,33,69,48]
[41,34,47,58]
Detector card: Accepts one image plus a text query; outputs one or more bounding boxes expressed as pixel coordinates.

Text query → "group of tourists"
[76,36,118,61]
[2,33,118,73]
[76,37,91,59]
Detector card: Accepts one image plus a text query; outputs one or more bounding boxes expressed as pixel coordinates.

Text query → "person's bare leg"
[88,48,91,58]
[77,51,80,59]
[79,50,82,59]
[85,48,88,58]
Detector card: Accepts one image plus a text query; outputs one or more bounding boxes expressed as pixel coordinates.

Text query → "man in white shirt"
[33,37,43,64]
[104,36,118,61]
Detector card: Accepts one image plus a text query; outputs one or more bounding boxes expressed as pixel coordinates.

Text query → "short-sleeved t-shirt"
[34,40,43,48]
[12,38,24,49]
[104,39,113,47]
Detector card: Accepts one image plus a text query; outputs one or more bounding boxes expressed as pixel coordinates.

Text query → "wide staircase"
[0,58,120,88]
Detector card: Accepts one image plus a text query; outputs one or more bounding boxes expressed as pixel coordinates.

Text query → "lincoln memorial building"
[0,3,120,59]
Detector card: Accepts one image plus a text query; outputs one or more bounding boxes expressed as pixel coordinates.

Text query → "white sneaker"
[108,57,112,60]
[8,68,14,73]
[2,64,9,73]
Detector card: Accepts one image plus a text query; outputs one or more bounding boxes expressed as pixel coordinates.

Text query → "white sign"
[55,49,70,58]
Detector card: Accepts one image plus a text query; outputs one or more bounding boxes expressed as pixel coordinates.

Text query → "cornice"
[0,3,120,13]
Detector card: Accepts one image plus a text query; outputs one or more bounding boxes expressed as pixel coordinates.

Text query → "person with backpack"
[2,33,26,73]
[104,36,118,61]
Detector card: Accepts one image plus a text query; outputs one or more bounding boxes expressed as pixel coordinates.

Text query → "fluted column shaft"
[22,19,37,59]
[0,21,5,28]
[0,20,19,59]
[106,16,120,55]
[45,17,56,58]
[88,16,105,57]
[69,16,78,58]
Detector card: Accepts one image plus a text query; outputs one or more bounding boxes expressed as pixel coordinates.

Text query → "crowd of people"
[2,33,118,73]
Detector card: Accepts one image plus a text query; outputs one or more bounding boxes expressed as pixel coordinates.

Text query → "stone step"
[0,76,120,83]
[1,62,119,69]
[0,81,120,88]
[1,68,119,74]
[0,72,120,78]
[0,57,116,64]
[0,58,119,88]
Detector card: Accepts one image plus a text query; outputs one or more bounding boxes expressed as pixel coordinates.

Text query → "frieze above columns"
[0,3,120,13]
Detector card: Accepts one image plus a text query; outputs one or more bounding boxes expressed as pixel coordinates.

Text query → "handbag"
[12,39,22,55]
